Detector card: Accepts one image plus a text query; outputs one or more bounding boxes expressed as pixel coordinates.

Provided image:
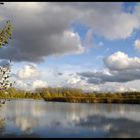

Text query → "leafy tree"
[0,62,12,91]
[0,21,13,91]
[0,21,13,48]
[0,3,13,92]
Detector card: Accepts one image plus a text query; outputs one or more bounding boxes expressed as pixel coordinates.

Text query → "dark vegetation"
[0,87,140,104]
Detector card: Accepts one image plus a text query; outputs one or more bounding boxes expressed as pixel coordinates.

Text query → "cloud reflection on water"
[0,100,140,138]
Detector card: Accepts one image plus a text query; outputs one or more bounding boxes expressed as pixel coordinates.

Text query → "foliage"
[0,87,140,104]
[0,21,13,48]
[0,16,13,92]
[0,62,12,91]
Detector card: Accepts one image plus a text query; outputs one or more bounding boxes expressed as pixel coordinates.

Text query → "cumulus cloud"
[90,83,138,93]
[66,72,136,92]
[104,51,140,71]
[14,79,47,91]
[79,69,140,84]
[66,74,100,92]
[67,75,81,85]
[13,63,67,90]
[17,64,40,79]
[134,39,140,51]
[14,79,31,90]
[32,80,47,89]
[0,2,140,62]
[0,2,84,62]
[76,2,139,40]
[78,51,140,84]
[11,63,46,90]
[12,58,140,92]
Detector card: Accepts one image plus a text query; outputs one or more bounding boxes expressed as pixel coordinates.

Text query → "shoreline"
[0,97,140,105]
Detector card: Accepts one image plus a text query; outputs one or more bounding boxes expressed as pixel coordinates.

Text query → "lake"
[0,99,140,138]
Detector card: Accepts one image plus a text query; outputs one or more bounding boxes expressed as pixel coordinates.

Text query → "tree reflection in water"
[75,114,140,138]
[0,100,140,138]
[0,104,5,136]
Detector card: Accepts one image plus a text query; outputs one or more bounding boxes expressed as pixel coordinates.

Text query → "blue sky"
[1,2,140,92]
[39,2,140,71]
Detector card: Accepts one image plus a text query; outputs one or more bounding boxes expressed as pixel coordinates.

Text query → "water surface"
[0,99,140,138]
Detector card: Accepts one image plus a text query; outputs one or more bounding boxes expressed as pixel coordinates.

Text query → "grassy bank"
[0,87,140,104]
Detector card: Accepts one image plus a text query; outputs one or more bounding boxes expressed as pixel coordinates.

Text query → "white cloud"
[12,60,140,92]
[77,3,139,40]
[104,51,140,71]
[66,74,100,92]
[17,64,40,79]
[80,66,140,84]
[77,51,140,92]
[95,83,138,93]
[32,80,47,89]
[51,30,85,56]
[134,39,140,52]
[0,2,85,62]
[3,3,140,94]
[14,78,47,91]
[66,72,138,92]
[0,2,140,62]
[14,79,31,90]
[67,75,81,85]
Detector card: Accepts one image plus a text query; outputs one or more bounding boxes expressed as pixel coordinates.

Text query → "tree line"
[0,87,140,104]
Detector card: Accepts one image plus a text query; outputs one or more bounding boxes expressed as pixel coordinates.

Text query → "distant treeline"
[0,87,140,104]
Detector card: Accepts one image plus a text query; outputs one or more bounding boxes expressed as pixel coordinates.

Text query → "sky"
[1,2,140,92]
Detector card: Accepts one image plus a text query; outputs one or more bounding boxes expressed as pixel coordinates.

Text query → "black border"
[2,0,140,3]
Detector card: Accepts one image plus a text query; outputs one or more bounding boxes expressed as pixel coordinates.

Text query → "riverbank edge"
[0,87,140,104]
[0,97,140,104]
